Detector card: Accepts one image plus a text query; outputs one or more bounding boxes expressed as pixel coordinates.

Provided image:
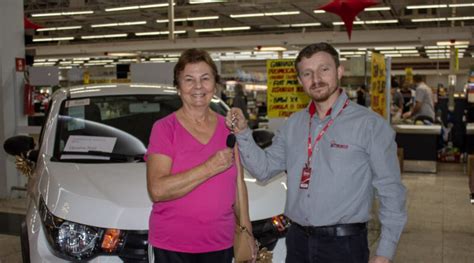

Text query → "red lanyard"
[306,99,349,166]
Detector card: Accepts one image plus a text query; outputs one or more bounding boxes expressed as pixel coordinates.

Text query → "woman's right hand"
[205,148,234,175]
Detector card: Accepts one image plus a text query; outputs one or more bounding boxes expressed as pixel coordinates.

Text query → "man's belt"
[293,222,367,237]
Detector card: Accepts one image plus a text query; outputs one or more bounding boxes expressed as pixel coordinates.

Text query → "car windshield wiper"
[61,150,145,162]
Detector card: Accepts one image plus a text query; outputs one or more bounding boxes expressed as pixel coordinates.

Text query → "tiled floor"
[0,162,473,263]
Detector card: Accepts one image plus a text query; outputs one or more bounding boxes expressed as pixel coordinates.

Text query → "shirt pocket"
[323,139,367,177]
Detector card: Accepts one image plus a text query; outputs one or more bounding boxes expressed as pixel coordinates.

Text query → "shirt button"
[246,155,250,159]
[307,194,310,198]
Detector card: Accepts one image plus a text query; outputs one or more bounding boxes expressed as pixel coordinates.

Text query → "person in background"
[402,74,435,123]
[146,48,255,263]
[391,82,404,121]
[226,42,407,263]
[356,84,367,106]
[399,83,413,114]
[232,83,249,119]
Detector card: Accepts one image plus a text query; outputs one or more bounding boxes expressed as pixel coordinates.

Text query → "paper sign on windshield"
[64,135,117,153]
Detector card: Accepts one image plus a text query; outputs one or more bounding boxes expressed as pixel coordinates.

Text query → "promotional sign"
[370,53,386,118]
[405,67,413,85]
[266,59,309,118]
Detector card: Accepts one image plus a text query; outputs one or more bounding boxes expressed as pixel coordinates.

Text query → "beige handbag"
[233,147,255,262]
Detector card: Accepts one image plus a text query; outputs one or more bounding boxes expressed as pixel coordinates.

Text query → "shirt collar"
[306,89,348,119]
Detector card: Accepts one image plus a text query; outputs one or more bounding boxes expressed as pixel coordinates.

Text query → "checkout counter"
[393,124,442,173]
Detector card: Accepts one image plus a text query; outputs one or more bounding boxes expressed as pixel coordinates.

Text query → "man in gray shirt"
[402,74,435,123]
[226,42,406,263]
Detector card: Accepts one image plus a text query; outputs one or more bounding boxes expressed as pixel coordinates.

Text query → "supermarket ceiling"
[24,0,474,63]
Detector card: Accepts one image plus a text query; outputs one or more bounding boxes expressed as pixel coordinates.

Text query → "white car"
[4,83,289,263]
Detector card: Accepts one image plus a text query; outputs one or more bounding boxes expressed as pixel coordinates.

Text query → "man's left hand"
[369,256,391,263]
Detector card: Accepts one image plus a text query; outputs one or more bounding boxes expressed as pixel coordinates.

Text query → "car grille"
[118,230,148,262]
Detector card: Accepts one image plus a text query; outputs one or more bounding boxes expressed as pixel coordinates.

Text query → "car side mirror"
[252,129,274,149]
[3,135,36,157]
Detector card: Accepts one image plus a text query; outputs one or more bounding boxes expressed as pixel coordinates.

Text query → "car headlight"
[252,214,291,250]
[57,221,100,258]
[38,196,124,261]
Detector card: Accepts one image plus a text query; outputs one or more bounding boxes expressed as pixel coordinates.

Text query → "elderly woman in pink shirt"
[146,48,254,262]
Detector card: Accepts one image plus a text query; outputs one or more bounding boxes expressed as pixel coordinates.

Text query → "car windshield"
[53,94,228,163]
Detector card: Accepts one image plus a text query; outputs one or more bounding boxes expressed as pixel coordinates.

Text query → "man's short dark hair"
[413,74,424,83]
[295,42,340,74]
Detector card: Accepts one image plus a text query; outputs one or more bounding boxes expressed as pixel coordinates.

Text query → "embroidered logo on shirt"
[330,140,348,149]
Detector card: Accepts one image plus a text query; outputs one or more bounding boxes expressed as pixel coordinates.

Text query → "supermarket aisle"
[0,163,473,263]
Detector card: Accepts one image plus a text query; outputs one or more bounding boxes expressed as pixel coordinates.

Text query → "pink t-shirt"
[146,112,237,253]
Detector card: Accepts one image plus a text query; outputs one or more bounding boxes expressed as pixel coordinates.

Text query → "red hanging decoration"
[317,0,379,39]
[24,16,43,30]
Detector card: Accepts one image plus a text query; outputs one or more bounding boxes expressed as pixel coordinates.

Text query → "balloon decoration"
[24,16,43,30]
[317,0,379,39]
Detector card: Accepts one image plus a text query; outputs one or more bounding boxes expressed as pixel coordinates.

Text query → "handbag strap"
[234,144,248,227]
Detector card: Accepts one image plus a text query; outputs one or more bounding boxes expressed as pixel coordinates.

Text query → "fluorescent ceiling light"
[265,11,300,16]
[365,7,390,11]
[385,54,402,57]
[156,16,219,23]
[107,52,137,57]
[449,3,474,7]
[333,19,397,25]
[89,60,114,63]
[313,10,326,14]
[118,59,136,62]
[290,23,321,27]
[364,19,398,24]
[222,26,251,31]
[187,16,219,21]
[37,26,82,31]
[406,4,448,9]
[81,34,127,39]
[91,21,147,28]
[412,18,447,22]
[255,46,287,51]
[33,62,56,66]
[32,11,94,17]
[196,26,250,32]
[195,28,222,32]
[105,6,139,12]
[33,37,74,42]
[437,40,470,45]
[189,0,227,4]
[230,13,264,18]
[447,16,474,21]
[230,11,299,18]
[105,3,170,12]
[399,50,419,53]
[135,30,186,36]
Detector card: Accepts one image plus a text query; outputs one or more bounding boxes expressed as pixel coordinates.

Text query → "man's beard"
[311,82,338,102]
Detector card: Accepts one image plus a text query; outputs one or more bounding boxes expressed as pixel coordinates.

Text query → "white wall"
[0,1,27,198]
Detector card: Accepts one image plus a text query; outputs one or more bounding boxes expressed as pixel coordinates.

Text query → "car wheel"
[20,218,30,263]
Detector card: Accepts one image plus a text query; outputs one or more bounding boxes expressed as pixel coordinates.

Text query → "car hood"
[40,161,151,230]
[40,161,287,230]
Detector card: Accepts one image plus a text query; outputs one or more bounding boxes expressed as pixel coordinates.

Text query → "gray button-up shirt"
[236,91,407,260]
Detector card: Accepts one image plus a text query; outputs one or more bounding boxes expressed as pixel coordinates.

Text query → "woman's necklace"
[181,110,210,126]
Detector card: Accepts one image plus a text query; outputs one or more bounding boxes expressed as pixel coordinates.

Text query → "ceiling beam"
[29,26,473,57]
